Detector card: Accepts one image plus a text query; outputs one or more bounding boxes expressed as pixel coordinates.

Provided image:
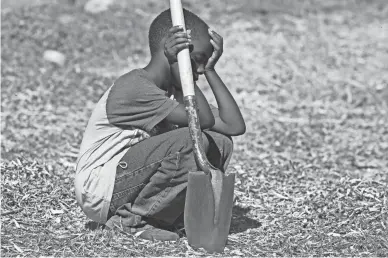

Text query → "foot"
[137,225,180,241]
[105,215,179,241]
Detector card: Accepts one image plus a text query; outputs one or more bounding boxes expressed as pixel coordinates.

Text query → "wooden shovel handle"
[169,0,194,97]
[169,0,223,224]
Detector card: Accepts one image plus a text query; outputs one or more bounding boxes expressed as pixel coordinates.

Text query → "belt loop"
[118,161,128,169]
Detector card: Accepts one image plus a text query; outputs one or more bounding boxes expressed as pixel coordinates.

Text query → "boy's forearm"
[175,86,215,128]
[194,84,215,127]
[205,70,245,128]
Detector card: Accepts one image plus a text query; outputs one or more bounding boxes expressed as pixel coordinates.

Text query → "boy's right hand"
[164,26,191,64]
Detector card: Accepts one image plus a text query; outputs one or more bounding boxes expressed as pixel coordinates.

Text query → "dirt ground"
[1,0,388,256]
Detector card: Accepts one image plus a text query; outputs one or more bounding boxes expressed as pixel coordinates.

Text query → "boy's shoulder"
[110,68,166,99]
[108,69,153,98]
[107,68,166,105]
[114,69,150,89]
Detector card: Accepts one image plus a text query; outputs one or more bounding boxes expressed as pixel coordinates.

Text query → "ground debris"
[1,0,388,257]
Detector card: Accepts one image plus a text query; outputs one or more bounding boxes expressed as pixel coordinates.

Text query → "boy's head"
[148,9,213,81]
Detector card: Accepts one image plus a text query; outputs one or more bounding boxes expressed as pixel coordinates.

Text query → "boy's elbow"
[237,125,246,135]
[229,123,246,136]
[236,119,247,135]
[200,115,215,129]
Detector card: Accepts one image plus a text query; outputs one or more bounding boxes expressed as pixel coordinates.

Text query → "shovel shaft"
[169,0,194,97]
[184,96,212,174]
[170,2,236,252]
[169,0,223,225]
[169,0,215,173]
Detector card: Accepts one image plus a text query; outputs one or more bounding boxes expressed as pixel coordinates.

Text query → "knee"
[205,131,234,154]
[223,135,234,153]
[172,128,192,148]
[219,134,234,159]
[172,128,210,152]
[218,133,233,148]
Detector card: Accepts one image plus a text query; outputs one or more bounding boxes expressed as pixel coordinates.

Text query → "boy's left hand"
[205,29,223,72]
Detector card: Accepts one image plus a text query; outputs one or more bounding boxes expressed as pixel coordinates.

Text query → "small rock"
[84,0,113,14]
[51,209,64,215]
[58,14,75,24]
[43,50,66,66]
[230,249,244,256]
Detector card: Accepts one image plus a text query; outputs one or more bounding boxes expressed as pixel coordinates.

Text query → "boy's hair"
[148,8,209,55]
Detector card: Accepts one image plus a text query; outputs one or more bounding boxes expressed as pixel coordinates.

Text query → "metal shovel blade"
[184,171,235,253]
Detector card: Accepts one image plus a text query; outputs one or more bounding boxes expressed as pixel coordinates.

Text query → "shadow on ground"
[229,205,261,233]
[85,221,106,230]
[84,204,261,234]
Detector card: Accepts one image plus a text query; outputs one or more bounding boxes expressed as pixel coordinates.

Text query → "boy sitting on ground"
[75,8,245,241]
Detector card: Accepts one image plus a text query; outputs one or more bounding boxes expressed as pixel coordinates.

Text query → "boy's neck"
[143,54,171,91]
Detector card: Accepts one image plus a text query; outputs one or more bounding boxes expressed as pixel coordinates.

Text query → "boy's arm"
[205,70,246,136]
[204,29,245,136]
[163,26,215,129]
[165,84,215,129]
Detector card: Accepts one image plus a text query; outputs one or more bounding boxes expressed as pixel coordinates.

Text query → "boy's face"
[171,30,213,88]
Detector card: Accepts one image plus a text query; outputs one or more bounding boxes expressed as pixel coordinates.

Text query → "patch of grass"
[1,0,388,256]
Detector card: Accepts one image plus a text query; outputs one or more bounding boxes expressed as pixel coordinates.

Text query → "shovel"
[169,0,235,253]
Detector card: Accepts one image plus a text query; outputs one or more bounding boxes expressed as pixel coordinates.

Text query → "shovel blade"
[184,171,235,253]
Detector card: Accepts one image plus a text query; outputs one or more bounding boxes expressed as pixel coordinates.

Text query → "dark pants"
[105,128,233,230]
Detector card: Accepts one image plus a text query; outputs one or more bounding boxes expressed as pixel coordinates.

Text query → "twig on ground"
[2,208,23,216]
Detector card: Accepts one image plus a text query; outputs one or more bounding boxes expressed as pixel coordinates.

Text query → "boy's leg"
[172,130,234,227]
[203,130,234,172]
[105,128,210,232]
[133,130,234,226]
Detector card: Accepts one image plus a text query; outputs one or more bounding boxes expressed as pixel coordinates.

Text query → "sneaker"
[137,225,180,241]
[106,215,179,241]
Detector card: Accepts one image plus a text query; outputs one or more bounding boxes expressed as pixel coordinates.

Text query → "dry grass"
[1,0,388,256]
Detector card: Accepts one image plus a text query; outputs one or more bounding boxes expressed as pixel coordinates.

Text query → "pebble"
[58,14,75,25]
[43,50,66,66]
[84,0,113,14]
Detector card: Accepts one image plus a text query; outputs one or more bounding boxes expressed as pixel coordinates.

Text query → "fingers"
[165,33,190,47]
[164,40,190,63]
[208,28,223,45]
[166,38,190,50]
[166,26,191,46]
[174,32,191,42]
[164,26,192,64]
[173,42,190,53]
[210,38,223,57]
[210,39,221,51]
[209,52,217,63]
[168,26,191,40]
[165,40,190,51]
[169,25,184,34]
[165,34,191,53]
[205,29,223,70]
[209,28,222,39]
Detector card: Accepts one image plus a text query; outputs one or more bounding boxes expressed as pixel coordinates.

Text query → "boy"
[75,8,245,241]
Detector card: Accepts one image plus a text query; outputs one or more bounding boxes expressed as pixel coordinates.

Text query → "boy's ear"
[158,36,168,54]
[160,35,167,46]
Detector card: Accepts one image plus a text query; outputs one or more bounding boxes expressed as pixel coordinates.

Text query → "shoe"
[105,215,179,241]
[137,225,180,241]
